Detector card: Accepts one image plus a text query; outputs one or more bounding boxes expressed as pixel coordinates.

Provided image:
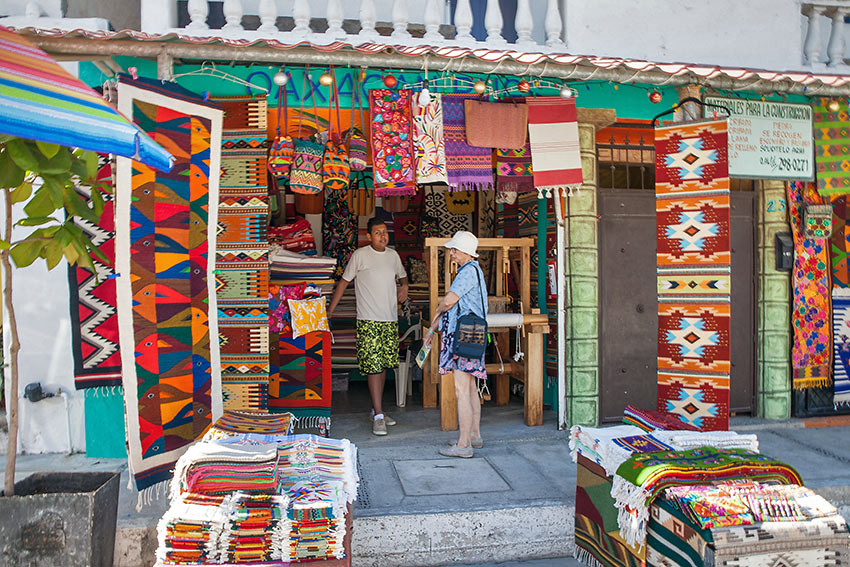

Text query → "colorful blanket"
[655,120,731,432]
[574,455,645,567]
[69,156,122,389]
[269,332,332,432]
[612,447,803,547]
[832,196,850,287]
[441,93,493,191]
[202,410,295,442]
[212,94,272,410]
[833,288,850,405]
[171,442,281,499]
[623,405,700,432]
[496,141,534,193]
[322,183,358,278]
[115,78,224,490]
[526,96,582,197]
[788,181,833,388]
[369,89,415,196]
[413,92,447,184]
[814,96,850,198]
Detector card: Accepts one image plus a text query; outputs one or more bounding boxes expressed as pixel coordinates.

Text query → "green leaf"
[10,182,33,204]
[84,151,99,181]
[16,216,58,227]
[42,176,65,208]
[62,243,80,265]
[89,243,109,265]
[43,241,64,270]
[23,187,56,217]
[35,141,60,160]
[6,139,40,172]
[10,240,44,268]
[90,185,105,216]
[0,150,25,189]
[53,226,72,248]
[39,149,72,175]
[63,186,99,223]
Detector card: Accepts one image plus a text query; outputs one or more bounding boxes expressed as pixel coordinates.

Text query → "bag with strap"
[347,170,375,216]
[290,139,324,194]
[268,85,295,181]
[323,73,351,191]
[347,72,369,171]
[452,264,489,360]
[464,99,528,150]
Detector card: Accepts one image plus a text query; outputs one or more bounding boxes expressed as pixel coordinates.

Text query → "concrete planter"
[0,471,121,567]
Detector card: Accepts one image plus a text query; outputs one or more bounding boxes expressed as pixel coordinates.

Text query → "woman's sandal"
[449,438,484,449]
[438,444,474,458]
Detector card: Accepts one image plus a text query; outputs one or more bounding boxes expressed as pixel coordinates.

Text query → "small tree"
[0,136,108,496]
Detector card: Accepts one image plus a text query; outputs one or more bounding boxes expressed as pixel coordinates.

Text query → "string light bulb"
[559,85,574,99]
[473,79,487,94]
[273,69,289,86]
[418,80,431,106]
[827,98,842,113]
[319,72,334,87]
[649,90,662,103]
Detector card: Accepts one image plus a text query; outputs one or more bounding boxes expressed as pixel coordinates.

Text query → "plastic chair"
[396,324,421,407]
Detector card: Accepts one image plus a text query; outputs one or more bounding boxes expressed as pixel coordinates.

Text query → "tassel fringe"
[573,545,606,567]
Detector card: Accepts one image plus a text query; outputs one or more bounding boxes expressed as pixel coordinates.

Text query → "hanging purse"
[803,203,833,239]
[464,98,528,149]
[347,170,375,217]
[268,83,295,182]
[347,72,368,172]
[289,68,324,195]
[323,73,351,191]
[453,265,489,360]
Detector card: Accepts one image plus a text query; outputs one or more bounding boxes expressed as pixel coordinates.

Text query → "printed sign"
[704,96,814,180]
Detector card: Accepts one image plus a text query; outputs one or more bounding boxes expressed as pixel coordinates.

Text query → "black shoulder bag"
[452,265,488,359]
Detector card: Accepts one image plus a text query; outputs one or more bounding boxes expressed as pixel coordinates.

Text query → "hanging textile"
[496,141,535,194]
[69,155,122,389]
[115,77,224,490]
[655,120,730,432]
[832,196,850,287]
[833,289,850,406]
[269,332,332,431]
[323,185,357,278]
[412,92,448,184]
[424,185,472,237]
[814,96,850,198]
[788,181,833,388]
[369,88,416,196]
[526,96,583,197]
[441,93,494,191]
[212,94,272,411]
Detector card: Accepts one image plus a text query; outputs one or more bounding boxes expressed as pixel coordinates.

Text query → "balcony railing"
[141,0,566,51]
[802,0,850,68]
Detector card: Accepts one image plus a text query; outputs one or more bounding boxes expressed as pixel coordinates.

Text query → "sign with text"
[704,97,814,180]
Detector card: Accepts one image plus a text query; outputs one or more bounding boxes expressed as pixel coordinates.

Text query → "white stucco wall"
[0,0,64,18]
[564,0,804,71]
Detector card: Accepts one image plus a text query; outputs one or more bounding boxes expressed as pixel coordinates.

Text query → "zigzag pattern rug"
[115,77,224,490]
[69,155,122,389]
[212,95,271,411]
[269,332,332,431]
[814,96,850,198]
[655,120,730,431]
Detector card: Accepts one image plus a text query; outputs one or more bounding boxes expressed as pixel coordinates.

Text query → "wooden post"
[524,328,544,426]
[494,331,510,405]
[440,372,458,430]
[520,245,531,313]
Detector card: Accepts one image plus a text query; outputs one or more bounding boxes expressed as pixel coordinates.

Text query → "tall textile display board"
[115,78,224,490]
[211,96,272,411]
[655,120,731,432]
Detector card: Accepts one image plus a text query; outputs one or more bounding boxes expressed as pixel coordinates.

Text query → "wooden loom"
[424,237,549,429]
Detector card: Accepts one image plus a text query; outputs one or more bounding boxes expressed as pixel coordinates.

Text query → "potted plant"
[0,136,121,567]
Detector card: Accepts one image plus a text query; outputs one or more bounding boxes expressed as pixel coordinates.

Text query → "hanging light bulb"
[827,98,842,113]
[473,79,487,95]
[418,80,431,106]
[319,72,334,87]
[273,69,289,86]
[559,85,574,99]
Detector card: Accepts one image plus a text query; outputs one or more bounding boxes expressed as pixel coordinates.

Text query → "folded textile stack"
[269,249,336,286]
[221,493,290,564]
[652,429,759,453]
[288,480,347,561]
[569,424,645,475]
[277,435,359,504]
[623,405,700,432]
[269,219,316,255]
[171,442,282,500]
[202,411,295,443]
[328,287,357,370]
[156,497,230,565]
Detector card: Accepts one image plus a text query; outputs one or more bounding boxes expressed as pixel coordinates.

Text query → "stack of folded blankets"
[269,249,336,288]
[269,219,316,256]
[155,412,358,566]
[328,287,357,371]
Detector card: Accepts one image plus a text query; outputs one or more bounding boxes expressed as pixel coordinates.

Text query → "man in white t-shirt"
[328,217,408,436]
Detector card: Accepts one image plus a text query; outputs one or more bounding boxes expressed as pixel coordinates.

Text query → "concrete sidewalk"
[3,406,850,567]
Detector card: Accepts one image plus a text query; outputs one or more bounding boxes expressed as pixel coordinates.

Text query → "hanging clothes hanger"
[651,96,731,127]
[172,62,270,93]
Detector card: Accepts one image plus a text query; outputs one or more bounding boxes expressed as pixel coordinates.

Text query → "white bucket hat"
[444,231,479,258]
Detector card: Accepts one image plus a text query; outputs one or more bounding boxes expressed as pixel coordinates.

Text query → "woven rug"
[526,96,582,197]
[655,120,730,432]
[574,455,645,567]
[424,185,472,237]
[369,89,415,196]
[833,196,850,288]
[833,289,850,406]
[115,78,224,490]
[69,156,122,389]
[212,95,272,410]
[496,141,535,193]
[623,405,700,432]
[269,332,332,431]
[413,92,448,184]
[814,97,850,198]
[441,93,493,191]
[613,447,803,548]
[788,181,833,388]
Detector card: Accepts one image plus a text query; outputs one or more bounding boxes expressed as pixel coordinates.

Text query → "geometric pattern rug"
[832,289,850,406]
[655,120,730,431]
[211,95,271,412]
[115,77,224,490]
[269,332,332,432]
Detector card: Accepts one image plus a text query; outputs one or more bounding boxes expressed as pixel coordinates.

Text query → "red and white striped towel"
[527,97,583,196]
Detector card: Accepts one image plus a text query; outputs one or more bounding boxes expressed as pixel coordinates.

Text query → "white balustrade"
[802,2,850,68]
[222,0,243,30]
[152,0,568,53]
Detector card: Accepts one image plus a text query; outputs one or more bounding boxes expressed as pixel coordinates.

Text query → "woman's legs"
[468,375,481,441]
[453,370,475,448]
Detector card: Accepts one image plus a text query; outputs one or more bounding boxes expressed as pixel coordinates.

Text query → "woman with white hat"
[423,230,488,458]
